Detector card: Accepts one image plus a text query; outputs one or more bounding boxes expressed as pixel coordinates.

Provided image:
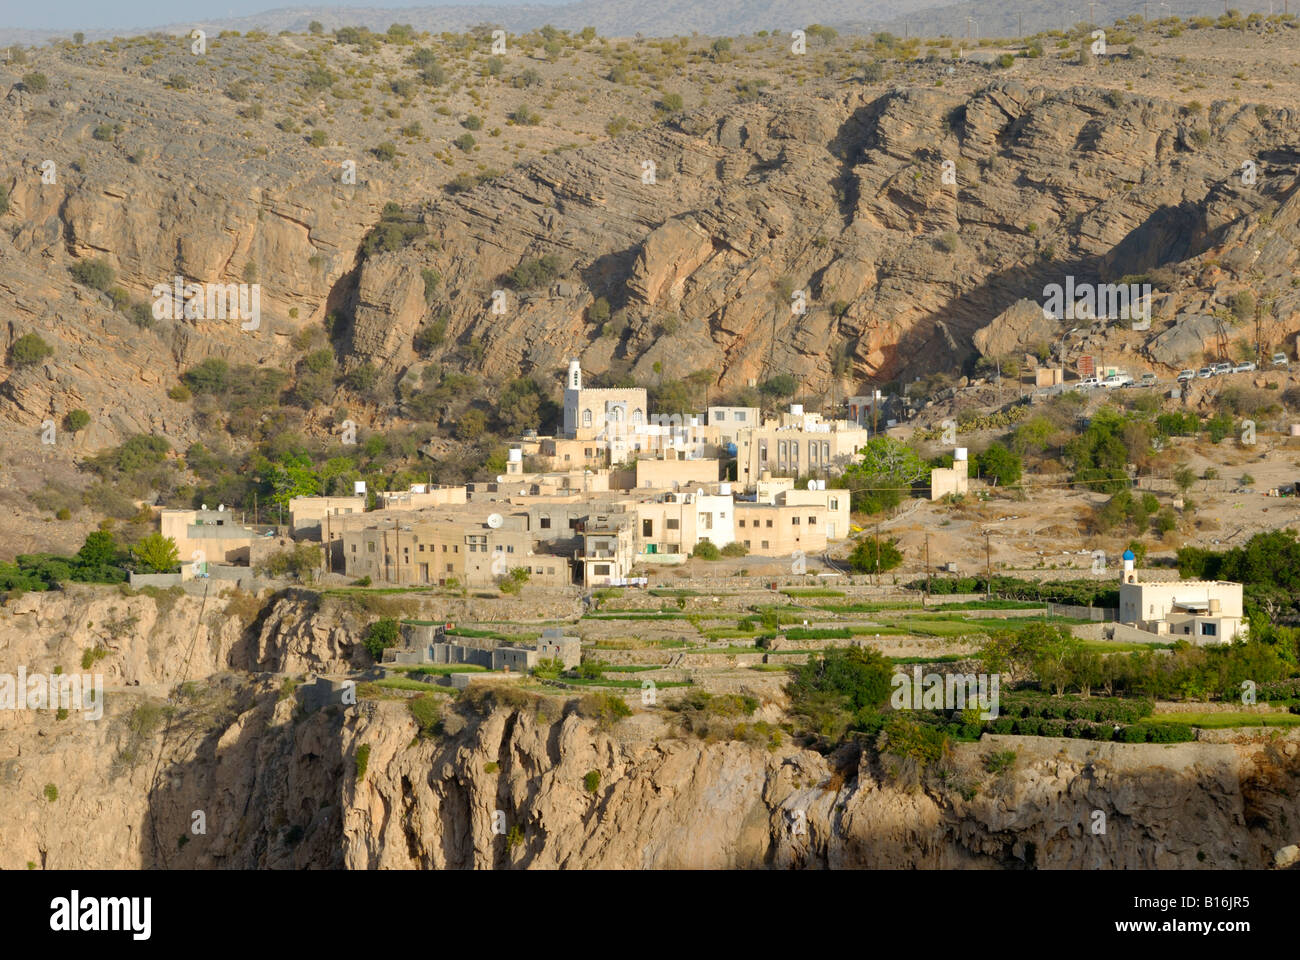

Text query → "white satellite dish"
[487,513,503,529]
[218,504,225,512]
[201,503,208,511]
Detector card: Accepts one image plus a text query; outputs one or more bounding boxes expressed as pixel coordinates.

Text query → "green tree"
[456,408,487,441]
[65,409,91,432]
[132,533,179,573]
[976,442,1022,487]
[837,436,927,513]
[1065,407,1130,492]
[847,537,902,574]
[266,454,323,507]
[785,646,893,740]
[363,618,400,661]
[77,531,119,568]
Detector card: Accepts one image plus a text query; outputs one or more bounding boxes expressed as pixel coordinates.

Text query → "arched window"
[582,409,592,428]
[632,408,644,426]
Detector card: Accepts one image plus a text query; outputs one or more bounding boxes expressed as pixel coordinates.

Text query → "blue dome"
[1122,549,1136,560]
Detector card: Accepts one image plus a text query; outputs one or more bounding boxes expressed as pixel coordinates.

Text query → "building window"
[541,517,551,529]
[735,411,746,422]
[1201,623,1217,636]
[744,540,750,548]
[594,564,610,575]
[822,441,830,461]
[632,408,643,425]
[761,541,769,550]
[738,519,745,528]
[367,542,376,553]
[667,518,680,530]
[759,439,768,463]
[766,519,773,528]
[808,516,816,525]
[715,411,726,421]
[582,409,592,428]
[830,498,839,510]
[792,516,800,525]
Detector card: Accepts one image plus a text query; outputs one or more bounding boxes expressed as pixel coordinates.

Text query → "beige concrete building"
[735,407,869,484]
[734,496,844,557]
[535,436,608,471]
[929,464,970,500]
[379,484,468,511]
[562,359,648,440]
[160,508,262,577]
[633,455,721,490]
[288,495,366,538]
[576,512,637,586]
[753,481,850,541]
[341,509,568,589]
[706,406,761,446]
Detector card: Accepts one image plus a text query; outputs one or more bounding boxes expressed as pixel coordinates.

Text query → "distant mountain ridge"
[1,0,944,46]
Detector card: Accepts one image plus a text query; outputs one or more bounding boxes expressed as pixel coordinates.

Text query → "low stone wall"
[1072,622,1170,645]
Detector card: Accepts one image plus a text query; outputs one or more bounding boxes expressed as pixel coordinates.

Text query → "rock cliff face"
[347,83,1300,398]
[1,588,1296,870]
[6,70,1300,452]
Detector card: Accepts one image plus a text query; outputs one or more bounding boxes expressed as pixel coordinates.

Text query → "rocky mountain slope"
[5,29,1300,453]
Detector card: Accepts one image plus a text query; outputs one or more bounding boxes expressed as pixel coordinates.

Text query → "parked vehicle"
[1176,369,1195,383]
[1233,361,1256,373]
[1272,352,1289,368]
[1140,372,1158,385]
[1102,374,1133,388]
[1213,362,1233,375]
[1197,367,1214,379]
[1078,376,1102,389]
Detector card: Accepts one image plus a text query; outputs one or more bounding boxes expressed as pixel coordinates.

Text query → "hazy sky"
[3,1,565,33]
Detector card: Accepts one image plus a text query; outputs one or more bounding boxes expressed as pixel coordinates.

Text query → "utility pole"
[984,530,992,601]
[874,521,881,588]
[924,534,931,607]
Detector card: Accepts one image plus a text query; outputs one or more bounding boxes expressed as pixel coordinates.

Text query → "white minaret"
[563,359,583,437]
[1122,548,1136,583]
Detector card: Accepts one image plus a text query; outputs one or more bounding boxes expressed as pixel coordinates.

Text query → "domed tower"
[1121,548,1136,584]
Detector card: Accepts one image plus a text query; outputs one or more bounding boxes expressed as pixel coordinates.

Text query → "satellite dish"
[201,503,208,511]
[487,513,503,529]
[218,504,225,512]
